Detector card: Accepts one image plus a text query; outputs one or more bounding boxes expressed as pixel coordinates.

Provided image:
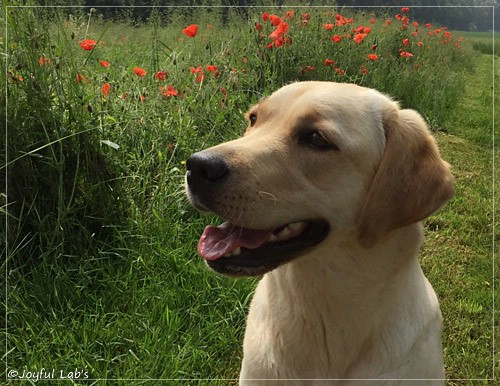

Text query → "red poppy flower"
[269,14,281,26]
[273,38,284,48]
[425,23,432,28]
[323,59,336,66]
[79,39,97,50]
[371,44,378,50]
[401,7,410,12]
[255,22,263,32]
[100,59,110,68]
[367,54,378,61]
[385,20,392,26]
[155,71,169,81]
[284,10,294,19]
[403,38,410,47]
[417,41,423,47]
[206,65,219,78]
[353,33,367,44]
[361,65,368,75]
[160,85,178,98]
[39,56,51,66]
[269,21,289,42]
[399,51,413,58]
[334,67,345,75]
[190,66,203,74]
[370,19,376,24]
[134,67,147,77]
[331,35,342,43]
[262,12,269,22]
[182,24,198,38]
[322,23,334,31]
[101,83,110,96]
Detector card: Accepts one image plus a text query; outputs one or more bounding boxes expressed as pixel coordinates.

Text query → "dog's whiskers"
[257,190,277,204]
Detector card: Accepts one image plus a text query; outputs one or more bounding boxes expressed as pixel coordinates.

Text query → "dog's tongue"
[198,222,271,260]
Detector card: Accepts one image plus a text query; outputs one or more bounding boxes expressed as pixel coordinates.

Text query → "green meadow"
[2,3,498,384]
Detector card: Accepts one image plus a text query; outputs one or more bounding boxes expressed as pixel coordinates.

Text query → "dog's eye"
[301,131,338,151]
[249,113,257,127]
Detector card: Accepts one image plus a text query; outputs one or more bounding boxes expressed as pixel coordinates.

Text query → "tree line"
[35,0,496,31]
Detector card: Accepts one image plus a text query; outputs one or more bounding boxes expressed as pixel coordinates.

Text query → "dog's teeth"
[233,247,241,256]
[276,226,291,239]
[268,234,278,242]
[289,221,305,231]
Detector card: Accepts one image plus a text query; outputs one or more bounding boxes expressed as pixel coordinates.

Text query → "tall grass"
[3,2,489,383]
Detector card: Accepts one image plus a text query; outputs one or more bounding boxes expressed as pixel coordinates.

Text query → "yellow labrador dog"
[185,81,454,384]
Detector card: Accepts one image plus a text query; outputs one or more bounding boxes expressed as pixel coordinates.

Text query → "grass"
[2,3,497,384]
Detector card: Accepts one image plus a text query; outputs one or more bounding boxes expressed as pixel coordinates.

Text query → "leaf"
[100,140,119,150]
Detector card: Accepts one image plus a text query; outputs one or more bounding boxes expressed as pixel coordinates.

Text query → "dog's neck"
[255,223,440,377]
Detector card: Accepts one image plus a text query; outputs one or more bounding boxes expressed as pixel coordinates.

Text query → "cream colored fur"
[191,82,454,385]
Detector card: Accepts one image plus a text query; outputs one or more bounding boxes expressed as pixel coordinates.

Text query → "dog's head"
[185,81,454,277]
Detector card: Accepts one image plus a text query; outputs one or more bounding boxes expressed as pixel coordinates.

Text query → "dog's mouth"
[197,220,330,277]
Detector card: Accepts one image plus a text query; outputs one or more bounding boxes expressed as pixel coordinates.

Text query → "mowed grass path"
[423,53,498,384]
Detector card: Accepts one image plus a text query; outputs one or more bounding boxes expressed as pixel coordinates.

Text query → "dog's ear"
[357,107,454,248]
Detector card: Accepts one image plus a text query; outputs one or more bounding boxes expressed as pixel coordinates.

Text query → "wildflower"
[334,67,345,75]
[206,65,219,78]
[79,39,97,50]
[403,38,410,47]
[400,51,413,58]
[301,13,310,26]
[367,53,378,61]
[155,71,169,81]
[182,24,198,38]
[323,23,334,31]
[335,14,353,27]
[190,66,203,74]
[323,58,336,66]
[353,33,367,44]
[401,7,410,12]
[425,23,431,28]
[160,85,178,98]
[370,19,376,24]
[361,64,368,74]
[273,38,284,48]
[270,14,282,26]
[190,66,204,83]
[371,44,378,50]
[331,35,342,43]
[269,21,289,46]
[284,10,294,19]
[354,26,371,34]
[255,22,263,32]
[38,56,51,66]
[134,67,147,77]
[262,12,269,22]
[417,41,423,46]
[385,20,392,26]
[100,59,110,68]
[101,82,110,96]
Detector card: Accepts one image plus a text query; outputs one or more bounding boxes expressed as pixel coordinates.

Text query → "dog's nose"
[186,151,229,190]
